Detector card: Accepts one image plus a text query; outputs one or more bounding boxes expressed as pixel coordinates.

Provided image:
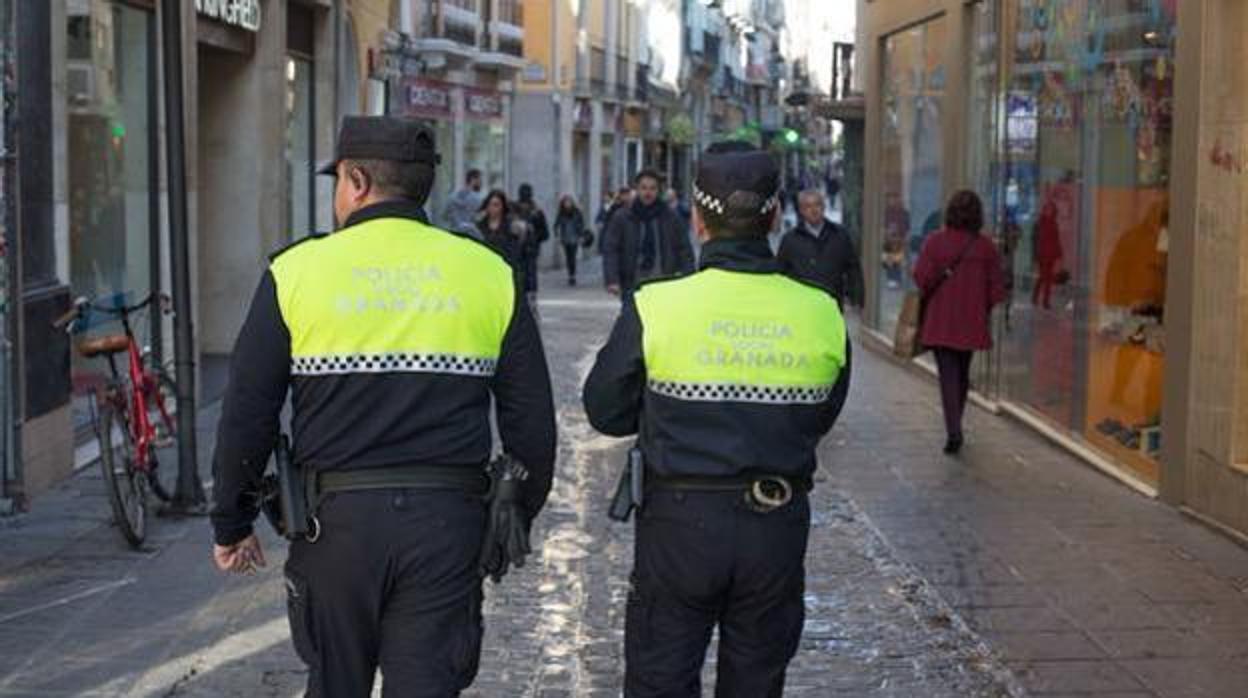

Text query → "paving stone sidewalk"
[835,339,1248,697]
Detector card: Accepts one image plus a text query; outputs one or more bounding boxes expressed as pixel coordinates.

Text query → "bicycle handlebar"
[52,292,173,330]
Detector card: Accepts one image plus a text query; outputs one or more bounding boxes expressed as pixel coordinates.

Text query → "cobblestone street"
[0,263,1245,696]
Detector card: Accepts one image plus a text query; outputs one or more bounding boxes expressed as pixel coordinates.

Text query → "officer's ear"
[347,166,371,200]
[692,206,712,244]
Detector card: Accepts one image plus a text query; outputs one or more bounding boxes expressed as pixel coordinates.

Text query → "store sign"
[405,80,453,120]
[465,89,503,121]
[196,0,261,33]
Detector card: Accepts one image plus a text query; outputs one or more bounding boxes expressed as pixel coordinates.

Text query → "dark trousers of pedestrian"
[933,347,974,439]
[563,243,579,282]
[284,489,486,698]
[1033,259,1058,309]
[625,489,810,698]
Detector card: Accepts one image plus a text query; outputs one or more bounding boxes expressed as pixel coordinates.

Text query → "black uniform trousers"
[284,489,487,698]
[626,489,811,698]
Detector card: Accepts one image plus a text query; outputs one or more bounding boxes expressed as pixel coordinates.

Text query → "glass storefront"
[465,119,506,192]
[971,0,1176,483]
[66,1,157,434]
[285,56,314,237]
[877,16,947,339]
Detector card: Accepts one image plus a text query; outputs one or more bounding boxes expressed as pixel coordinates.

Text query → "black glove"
[479,455,531,583]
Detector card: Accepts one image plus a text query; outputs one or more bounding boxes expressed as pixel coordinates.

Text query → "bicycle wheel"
[99,400,148,547]
[143,371,179,503]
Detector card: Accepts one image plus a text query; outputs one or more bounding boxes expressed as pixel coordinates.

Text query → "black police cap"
[317,116,441,176]
[692,140,780,218]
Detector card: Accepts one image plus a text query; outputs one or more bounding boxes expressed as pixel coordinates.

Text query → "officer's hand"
[214,534,267,574]
[606,284,621,297]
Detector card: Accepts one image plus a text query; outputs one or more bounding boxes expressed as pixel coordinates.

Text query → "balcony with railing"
[616,55,631,101]
[486,0,525,63]
[416,0,482,61]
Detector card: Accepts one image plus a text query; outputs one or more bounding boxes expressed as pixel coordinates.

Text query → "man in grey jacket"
[441,168,483,236]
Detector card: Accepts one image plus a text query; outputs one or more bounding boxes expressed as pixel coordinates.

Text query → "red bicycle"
[54,293,179,547]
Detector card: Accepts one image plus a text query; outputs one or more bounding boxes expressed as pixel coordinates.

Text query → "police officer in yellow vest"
[209,116,556,697]
[583,141,851,697]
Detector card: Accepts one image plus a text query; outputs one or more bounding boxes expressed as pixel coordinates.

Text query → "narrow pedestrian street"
[0,262,1245,697]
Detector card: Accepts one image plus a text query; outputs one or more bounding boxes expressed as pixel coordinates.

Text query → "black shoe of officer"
[568,277,576,287]
[944,434,963,456]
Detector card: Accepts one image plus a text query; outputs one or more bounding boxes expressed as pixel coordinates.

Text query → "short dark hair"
[346,158,435,205]
[944,189,984,233]
[634,169,662,186]
[696,192,776,240]
[517,183,534,202]
[466,168,482,184]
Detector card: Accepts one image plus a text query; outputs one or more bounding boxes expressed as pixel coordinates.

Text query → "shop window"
[66,1,157,436]
[997,0,1175,483]
[877,16,947,339]
[286,5,316,237]
[966,0,1004,395]
[285,57,315,237]
[466,120,507,193]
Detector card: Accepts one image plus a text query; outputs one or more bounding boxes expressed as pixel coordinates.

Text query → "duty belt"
[648,472,812,513]
[313,465,491,506]
[299,464,492,543]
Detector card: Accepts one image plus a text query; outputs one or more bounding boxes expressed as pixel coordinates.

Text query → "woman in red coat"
[912,190,1008,454]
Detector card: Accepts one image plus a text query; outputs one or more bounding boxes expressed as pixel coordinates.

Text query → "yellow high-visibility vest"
[269,217,515,378]
[634,269,846,403]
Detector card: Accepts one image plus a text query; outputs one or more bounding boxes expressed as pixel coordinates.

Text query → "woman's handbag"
[581,229,595,249]
[893,291,926,359]
[893,237,979,360]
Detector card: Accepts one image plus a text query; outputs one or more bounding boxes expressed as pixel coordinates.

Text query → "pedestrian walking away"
[912,189,1007,455]
[602,169,696,299]
[778,188,865,309]
[209,116,557,698]
[513,183,550,305]
[442,168,485,237]
[583,141,852,697]
[554,194,587,286]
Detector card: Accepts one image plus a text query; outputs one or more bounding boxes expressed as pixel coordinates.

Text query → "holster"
[608,446,645,522]
[259,434,312,541]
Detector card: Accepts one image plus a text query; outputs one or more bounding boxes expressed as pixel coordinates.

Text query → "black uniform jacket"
[777,219,865,308]
[210,200,557,546]
[602,203,696,292]
[582,237,852,480]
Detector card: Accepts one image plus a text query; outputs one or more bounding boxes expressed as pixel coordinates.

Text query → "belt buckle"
[745,476,792,513]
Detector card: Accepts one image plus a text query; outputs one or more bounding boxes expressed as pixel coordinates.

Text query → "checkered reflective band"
[648,380,833,405]
[691,183,726,215]
[291,353,498,377]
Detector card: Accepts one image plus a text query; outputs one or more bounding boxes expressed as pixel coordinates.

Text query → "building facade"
[859,0,1248,540]
[1,0,390,506]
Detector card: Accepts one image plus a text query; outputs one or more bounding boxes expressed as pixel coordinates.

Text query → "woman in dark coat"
[912,190,1008,455]
[476,189,525,277]
[554,195,586,286]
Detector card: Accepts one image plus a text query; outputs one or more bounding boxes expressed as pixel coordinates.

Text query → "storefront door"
[876,15,948,340]
[986,0,1176,484]
[65,0,159,438]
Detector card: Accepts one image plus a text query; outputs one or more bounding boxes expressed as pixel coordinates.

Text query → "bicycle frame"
[99,305,174,475]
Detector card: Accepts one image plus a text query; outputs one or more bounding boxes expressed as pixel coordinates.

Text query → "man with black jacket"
[209,117,556,698]
[603,170,695,297]
[778,189,865,308]
[583,143,852,697]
